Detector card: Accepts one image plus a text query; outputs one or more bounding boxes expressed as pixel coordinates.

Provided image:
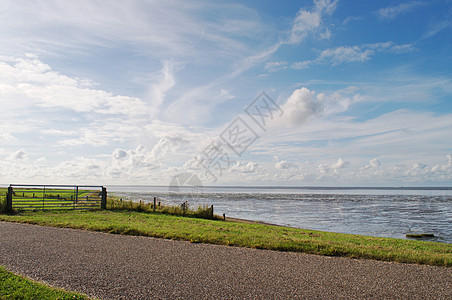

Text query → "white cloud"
[357,158,384,179]
[319,46,374,65]
[107,129,206,180]
[422,20,452,39]
[229,42,283,79]
[108,144,169,178]
[292,42,416,68]
[230,161,257,173]
[318,163,329,175]
[343,16,363,25]
[253,98,452,185]
[216,89,235,102]
[389,44,417,54]
[58,127,116,147]
[318,87,361,115]
[317,158,350,180]
[0,55,149,117]
[8,149,28,161]
[275,160,294,170]
[291,61,313,70]
[148,138,180,164]
[431,155,452,173]
[359,158,380,170]
[53,157,107,181]
[405,162,428,177]
[370,158,381,168]
[276,87,323,127]
[376,1,427,20]
[112,149,128,160]
[0,1,265,59]
[362,70,452,104]
[290,10,321,44]
[289,0,338,44]
[0,132,17,142]
[144,121,209,149]
[148,61,179,117]
[36,157,47,164]
[274,86,359,128]
[269,109,452,158]
[331,158,350,169]
[40,129,78,137]
[0,55,165,151]
[265,61,288,72]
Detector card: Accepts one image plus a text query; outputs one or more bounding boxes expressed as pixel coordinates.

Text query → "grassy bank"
[107,197,216,219]
[1,210,451,267]
[0,266,89,299]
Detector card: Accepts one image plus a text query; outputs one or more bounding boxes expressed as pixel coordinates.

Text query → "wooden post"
[6,187,13,213]
[153,197,156,212]
[101,187,107,209]
[211,205,214,219]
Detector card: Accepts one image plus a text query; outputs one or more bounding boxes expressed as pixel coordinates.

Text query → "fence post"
[6,187,13,213]
[101,187,107,209]
[211,205,214,219]
[42,186,46,210]
[153,197,156,212]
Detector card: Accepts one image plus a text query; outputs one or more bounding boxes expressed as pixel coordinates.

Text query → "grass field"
[0,266,89,299]
[1,210,451,267]
[0,187,100,211]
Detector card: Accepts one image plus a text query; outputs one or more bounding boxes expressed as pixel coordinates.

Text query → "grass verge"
[0,266,89,299]
[1,210,451,267]
[107,197,216,219]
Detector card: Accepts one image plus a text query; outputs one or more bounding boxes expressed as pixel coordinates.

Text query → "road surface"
[1,222,451,299]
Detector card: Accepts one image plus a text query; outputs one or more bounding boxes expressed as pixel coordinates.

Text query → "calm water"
[109,186,452,244]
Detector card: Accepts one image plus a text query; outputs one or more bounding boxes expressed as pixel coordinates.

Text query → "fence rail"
[5,184,107,212]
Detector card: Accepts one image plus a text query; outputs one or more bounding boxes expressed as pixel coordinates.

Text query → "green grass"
[1,210,451,267]
[0,188,91,198]
[0,190,7,214]
[107,197,216,219]
[0,266,89,299]
[0,188,100,212]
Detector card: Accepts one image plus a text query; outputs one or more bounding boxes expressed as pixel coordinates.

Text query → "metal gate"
[5,184,107,212]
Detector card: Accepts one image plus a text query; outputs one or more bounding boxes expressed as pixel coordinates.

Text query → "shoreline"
[109,188,452,244]
[226,216,446,244]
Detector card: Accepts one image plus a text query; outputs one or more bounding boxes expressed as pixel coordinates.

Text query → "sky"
[1,0,451,187]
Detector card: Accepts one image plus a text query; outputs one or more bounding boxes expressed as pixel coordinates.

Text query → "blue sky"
[1,0,451,186]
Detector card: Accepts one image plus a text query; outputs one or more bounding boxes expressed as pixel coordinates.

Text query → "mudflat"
[1,222,451,299]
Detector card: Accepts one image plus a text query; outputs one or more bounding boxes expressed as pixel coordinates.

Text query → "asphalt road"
[1,222,451,299]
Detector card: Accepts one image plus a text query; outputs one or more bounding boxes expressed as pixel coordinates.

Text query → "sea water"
[108,186,452,244]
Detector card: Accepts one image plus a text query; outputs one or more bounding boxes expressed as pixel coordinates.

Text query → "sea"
[108,185,452,244]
